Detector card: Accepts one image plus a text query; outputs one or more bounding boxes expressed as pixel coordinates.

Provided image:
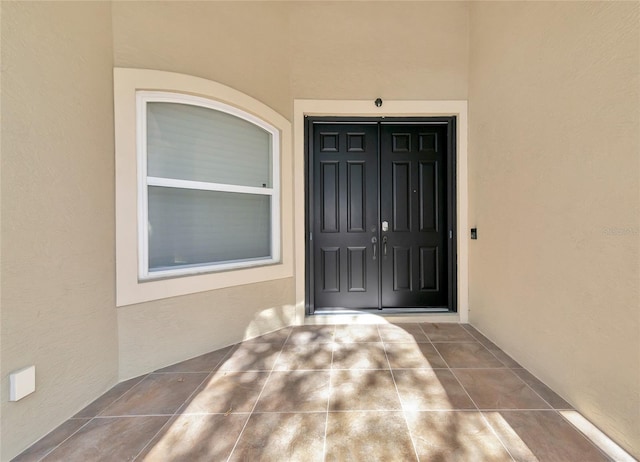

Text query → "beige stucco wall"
[111,1,297,381]
[3,0,637,459]
[468,2,640,457]
[111,0,470,381]
[290,1,469,101]
[1,2,118,460]
[112,1,292,119]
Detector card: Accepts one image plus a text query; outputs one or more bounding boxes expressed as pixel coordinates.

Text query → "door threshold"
[305,309,459,326]
[313,308,451,315]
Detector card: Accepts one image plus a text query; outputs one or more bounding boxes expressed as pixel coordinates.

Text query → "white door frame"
[293,99,468,325]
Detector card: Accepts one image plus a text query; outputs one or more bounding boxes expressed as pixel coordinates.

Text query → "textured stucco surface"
[112,1,292,119]
[112,0,470,383]
[290,1,469,101]
[118,278,295,380]
[110,1,297,384]
[2,1,639,459]
[468,2,640,457]
[1,3,118,460]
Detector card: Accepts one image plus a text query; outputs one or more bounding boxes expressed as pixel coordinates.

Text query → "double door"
[307,118,456,312]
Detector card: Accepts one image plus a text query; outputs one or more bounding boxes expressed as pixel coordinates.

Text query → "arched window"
[138,92,280,279]
[114,69,292,306]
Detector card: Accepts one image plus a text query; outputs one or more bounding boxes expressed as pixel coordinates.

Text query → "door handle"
[382,236,388,256]
[371,236,377,260]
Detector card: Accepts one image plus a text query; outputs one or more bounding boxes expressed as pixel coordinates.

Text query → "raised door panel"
[392,162,411,232]
[347,162,366,233]
[320,161,339,233]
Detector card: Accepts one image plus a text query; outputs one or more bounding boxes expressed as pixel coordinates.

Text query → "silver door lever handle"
[371,236,377,260]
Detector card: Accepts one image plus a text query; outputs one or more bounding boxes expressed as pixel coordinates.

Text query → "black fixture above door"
[306,117,457,314]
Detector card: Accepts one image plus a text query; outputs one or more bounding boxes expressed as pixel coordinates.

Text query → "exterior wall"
[118,279,294,379]
[290,1,469,101]
[0,2,118,459]
[112,1,292,119]
[112,0,470,380]
[468,2,640,457]
[111,1,296,381]
[3,0,637,459]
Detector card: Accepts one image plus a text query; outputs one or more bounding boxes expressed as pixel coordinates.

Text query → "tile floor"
[13,323,629,461]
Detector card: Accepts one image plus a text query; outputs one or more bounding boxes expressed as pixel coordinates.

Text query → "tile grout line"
[35,418,94,462]
[553,409,617,462]
[132,341,238,461]
[130,376,208,461]
[425,323,518,462]
[94,374,152,419]
[460,325,581,415]
[322,325,337,462]
[381,324,420,462]
[477,338,521,369]
[225,328,294,462]
[35,373,152,461]
[459,325,572,413]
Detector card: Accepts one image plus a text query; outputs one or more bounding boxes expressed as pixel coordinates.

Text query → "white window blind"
[138,92,280,279]
[147,102,272,188]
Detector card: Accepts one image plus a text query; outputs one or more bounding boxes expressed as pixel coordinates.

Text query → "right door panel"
[380,123,449,308]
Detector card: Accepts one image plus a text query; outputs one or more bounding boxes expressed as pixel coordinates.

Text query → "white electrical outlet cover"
[9,366,36,401]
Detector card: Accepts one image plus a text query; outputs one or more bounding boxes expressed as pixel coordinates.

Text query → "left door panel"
[311,123,379,310]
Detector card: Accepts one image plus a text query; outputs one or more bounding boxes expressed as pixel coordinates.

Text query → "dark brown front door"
[307,118,456,312]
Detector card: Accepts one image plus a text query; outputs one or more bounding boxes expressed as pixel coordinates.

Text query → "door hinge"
[309,232,313,241]
[449,230,453,239]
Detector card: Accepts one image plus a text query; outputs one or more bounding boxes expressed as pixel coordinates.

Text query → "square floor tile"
[422,323,476,342]
[137,413,248,461]
[385,343,448,369]
[12,419,89,462]
[460,324,495,346]
[405,411,512,461]
[179,371,268,414]
[329,369,401,411]
[332,342,389,370]
[229,412,325,462]
[378,323,429,343]
[274,342,334,370]
[325,411,417,462]
[15,322,626,462]
[155,345,234,373]
[285,325,335,345]
[254,371,330,412]
[460,325,521,367]
[512,369,572,409]
[73,375,147,418]
[334,325,381,343]
[42,417,169,462]
[434,343,505,368]
[217,343,282,372]
[100,373,208,416]
[393,369,475,410]
[486,348,521,368]
[484,410,610,462]
[453,369,551,410]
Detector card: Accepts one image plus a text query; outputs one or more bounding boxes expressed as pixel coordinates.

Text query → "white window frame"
[137,91,281,280]
[114,68,293,307]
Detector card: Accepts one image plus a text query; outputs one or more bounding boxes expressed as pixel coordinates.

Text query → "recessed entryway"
[292,99,470,324]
